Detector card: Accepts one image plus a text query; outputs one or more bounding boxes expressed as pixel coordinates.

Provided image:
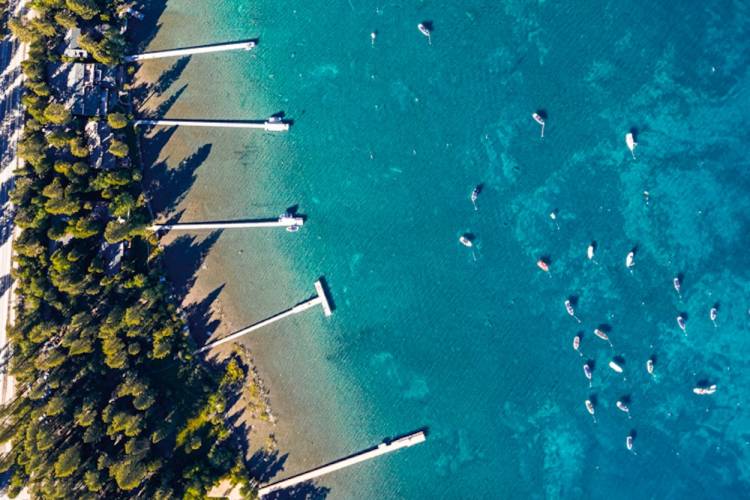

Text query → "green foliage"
[107,112,128,129]
[65,0,99,20]
[54,445,81,478]
[108,138,129,158]
[43,102,71,125]
[3,2,259,498]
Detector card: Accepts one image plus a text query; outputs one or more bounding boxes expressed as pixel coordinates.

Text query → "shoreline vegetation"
[0,1,284,498]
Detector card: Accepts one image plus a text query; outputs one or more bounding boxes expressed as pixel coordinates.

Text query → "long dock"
[257,431,427,497]
[133,118,289,132]
[195,279,332,354]
[124,40,256,62]
[149,216,303,232]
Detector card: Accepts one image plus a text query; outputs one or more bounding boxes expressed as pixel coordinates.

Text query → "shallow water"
[139,1,750,498]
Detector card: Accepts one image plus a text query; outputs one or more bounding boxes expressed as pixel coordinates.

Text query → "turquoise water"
[142,1,750,498]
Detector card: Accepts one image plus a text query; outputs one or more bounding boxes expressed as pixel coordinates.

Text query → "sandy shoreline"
[133,53,351,485]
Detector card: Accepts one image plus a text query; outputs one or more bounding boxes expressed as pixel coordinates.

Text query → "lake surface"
[139,1,750,498]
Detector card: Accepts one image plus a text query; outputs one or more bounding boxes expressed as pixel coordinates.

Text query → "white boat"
[625,132,637,159]
[710,307,718,324]
[625,251,635,269]
[286,224,300,233]
[594,328,609,341]
[626,434,634,451]
[370,31,377,46]
[646,358,654,375]
[532,112,545,138]
[616,400,630,414]
[693,384,717,395]
[573,335,581,353]
[585,399,595,415]
[587,241,596,260]
[417,23,432,44]
[564,300,580,323]
[470,186,479,210]
[676,315,687,333]
[583,363,592,381]
[673,276,681,295]
[609,360,624,373]
[459,235,473,248]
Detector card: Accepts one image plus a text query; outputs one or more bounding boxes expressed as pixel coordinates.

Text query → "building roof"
[65,63,116,117]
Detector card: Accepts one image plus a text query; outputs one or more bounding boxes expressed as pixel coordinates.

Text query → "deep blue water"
[144,1,750,498]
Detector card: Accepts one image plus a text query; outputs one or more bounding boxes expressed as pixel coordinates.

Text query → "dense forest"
[1,0,256,497]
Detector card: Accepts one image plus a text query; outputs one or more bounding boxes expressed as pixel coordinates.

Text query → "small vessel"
[673,276,682,295]
[693,384,717,395]
[646,358,654,375]
[572,334,581,354]
[616,400,630,415]
[609,360,624,373]
[286,224,300,233]
[549,210,560,230]
[564,300,581,323]
[370,31,377,46]
[710,306,718,325]
[417,23,432,44]
[459,235,473,248]
[536,259,550,273]
[676,314,687,334]
[625,251,635,269]
[585,399,596,421]
[593,328,609,341]
[583,363,593,382]
[626,434,635,452]
[625,132,637,159]
[587,241,596,260]
[532,112,545,138]
[470,186,480,210]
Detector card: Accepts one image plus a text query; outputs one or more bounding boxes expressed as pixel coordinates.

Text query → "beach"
[134,1,750,499]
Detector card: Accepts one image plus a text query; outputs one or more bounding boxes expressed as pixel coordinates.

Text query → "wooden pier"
[195,279,332,354]
[149,216,303,232]
[257,431,427,497]
[134,118,290,132]
[124,40,256,62]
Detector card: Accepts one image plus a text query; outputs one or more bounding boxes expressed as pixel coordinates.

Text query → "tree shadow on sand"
[183,284,224,346]
[246,451,330,499]
[132,56,192,105]
[147,143,211,216]
[161,230,222,301]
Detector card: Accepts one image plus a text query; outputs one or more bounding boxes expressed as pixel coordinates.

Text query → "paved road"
[0,0,24,417]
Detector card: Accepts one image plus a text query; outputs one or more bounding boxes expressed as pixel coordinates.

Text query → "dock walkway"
[195,280,332,354]
[134,118,289,132]
[124,40,256,62]
[149,216,303,232]
[257,431,427,497]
